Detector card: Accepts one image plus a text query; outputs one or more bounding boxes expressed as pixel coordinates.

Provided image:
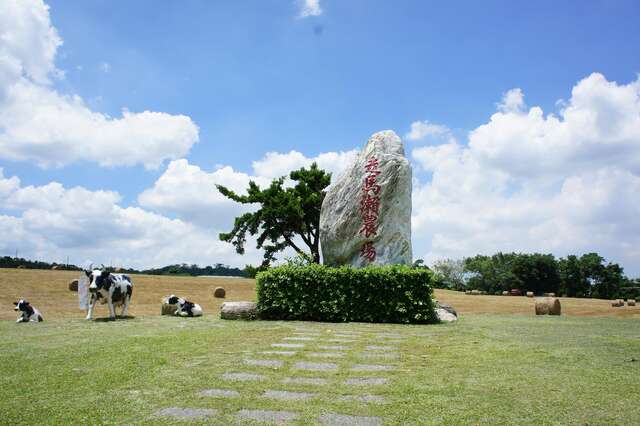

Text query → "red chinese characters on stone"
[360,241,376,262]
[359,157,382,262]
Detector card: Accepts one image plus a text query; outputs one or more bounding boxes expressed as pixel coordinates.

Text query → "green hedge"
[256,264,438,324]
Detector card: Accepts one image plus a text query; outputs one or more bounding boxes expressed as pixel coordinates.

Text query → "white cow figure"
[165,294,203,317]
[85,269,133,320]
[13,299,44,322]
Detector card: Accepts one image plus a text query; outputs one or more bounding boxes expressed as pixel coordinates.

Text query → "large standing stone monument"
[320,130,412,267]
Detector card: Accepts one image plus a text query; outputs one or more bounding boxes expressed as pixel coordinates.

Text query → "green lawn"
[1,315,638,425]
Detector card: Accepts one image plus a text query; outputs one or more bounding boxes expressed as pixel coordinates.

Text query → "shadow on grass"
[92,315,136,322]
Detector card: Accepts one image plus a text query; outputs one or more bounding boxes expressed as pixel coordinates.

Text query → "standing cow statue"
[85,268,133,320]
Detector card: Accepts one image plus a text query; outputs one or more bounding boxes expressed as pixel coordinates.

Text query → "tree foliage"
[431,258,467,290]
[216,163,331,266]
[458,252,630,299]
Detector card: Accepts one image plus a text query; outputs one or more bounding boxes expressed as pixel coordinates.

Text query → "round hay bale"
[627,299,636,306]
[526,291,534,298]
[68,279,78,292]
[502,291,509,296]
[17,265,26,269]
[471,290,481,295]
[161,303,177,315]
[465,290,472,295]
[611,300,623,307]
[213,287,226,298]
[51,265,59,270]
[535,297,561,315]
[543,292,556,297]
[114,267,123,273]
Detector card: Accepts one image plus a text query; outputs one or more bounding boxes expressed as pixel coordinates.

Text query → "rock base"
[220,301,257,320]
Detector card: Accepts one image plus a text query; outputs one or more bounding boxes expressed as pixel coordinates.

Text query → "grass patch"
[1,314,639,425]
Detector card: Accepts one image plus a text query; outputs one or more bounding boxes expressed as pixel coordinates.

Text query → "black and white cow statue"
[85,269,133,320]
[13,299,43,323]
[165,294,203,317]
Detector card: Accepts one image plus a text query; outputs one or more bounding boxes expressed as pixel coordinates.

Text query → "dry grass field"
[1,268,638,320]
[0,268,257,321]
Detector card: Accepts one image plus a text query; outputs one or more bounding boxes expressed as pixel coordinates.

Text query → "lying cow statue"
[85,269,133,320]
[164,294,203,317]
[14,299,44,323]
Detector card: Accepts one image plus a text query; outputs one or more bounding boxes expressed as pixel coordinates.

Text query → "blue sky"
[1,0,640,274]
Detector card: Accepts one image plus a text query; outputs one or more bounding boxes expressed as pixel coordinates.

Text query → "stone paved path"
[156,325,408,424]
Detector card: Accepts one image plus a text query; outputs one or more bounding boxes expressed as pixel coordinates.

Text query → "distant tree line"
[1,257,248,278]
[141,263,247,277]
[0,256,81,271]
[429,252,639,300]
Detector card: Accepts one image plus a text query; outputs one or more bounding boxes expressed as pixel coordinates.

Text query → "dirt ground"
[1,268,638,320]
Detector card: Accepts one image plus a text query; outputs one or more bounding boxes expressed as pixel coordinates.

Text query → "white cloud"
[405,120,451,141]
[298,0,322,18]
[0,0,199,169]
[139,149,358,226]
[0,169,261,269]
[252,149,359,180]
[497,88,525,113]
[411,73,640,275]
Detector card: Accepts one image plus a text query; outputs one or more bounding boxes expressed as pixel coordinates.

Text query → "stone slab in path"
[244,359,284,368]
[262,389,317,400]
[308,352,345,358]
[326,338,356,343]
[199,388,240,398]
[272,343,305,348]
[333,334,360,339]
[156,408,218,419]
[260,350,297,357]
[282,377,329,386]
[319,413,383,426]
[222,372,265,382]
[338,394,385,403]
[235,409,299,423]
[365,345,397,351]
[351,364,395,371]
[319,345,351,351]
[359,353,400,360]
[344,377,389,386]
[294,361,338,371]
[376,333,403,339]
[284,336,316,341]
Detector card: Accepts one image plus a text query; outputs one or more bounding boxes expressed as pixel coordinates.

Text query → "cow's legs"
[107,298,116,320]
[120,295,131,318]
[86,294,96,320]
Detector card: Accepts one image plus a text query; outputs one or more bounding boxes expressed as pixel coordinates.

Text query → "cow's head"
[166,295,180,305]
[13,299,29,312]
[87,269,110,293]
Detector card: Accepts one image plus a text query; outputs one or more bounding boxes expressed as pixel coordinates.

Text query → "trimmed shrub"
[256,264,438,324]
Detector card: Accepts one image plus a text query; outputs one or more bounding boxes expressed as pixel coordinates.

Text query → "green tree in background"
[216,163,331,266]
[432,258,467,290]
[558,255,587,297]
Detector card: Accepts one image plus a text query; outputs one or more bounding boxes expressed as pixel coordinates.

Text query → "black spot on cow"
[122,275,131,282]
[182,301,195,317]
[167,296,179,305]
[111,286,124,303]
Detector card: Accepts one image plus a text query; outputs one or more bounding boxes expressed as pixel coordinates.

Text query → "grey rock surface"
[235,409,299,423]
[220,301,257,320]
[156,408,217,419]
[199,389,240,398]
[320,130,412,267]
[319,413,383,426]
[435,301,458,322]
